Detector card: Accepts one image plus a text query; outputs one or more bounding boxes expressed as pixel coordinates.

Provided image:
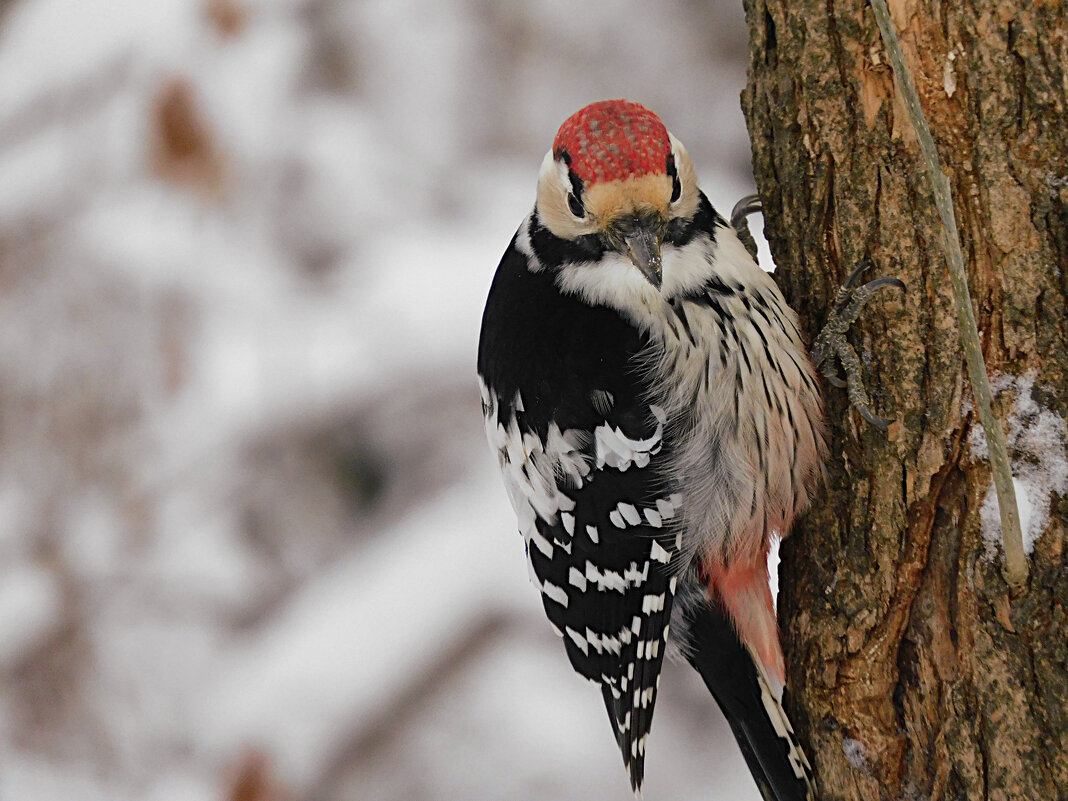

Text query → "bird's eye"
[567,192,585,218]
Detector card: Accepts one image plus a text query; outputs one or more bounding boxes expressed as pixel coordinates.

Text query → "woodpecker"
[478,100,885,800]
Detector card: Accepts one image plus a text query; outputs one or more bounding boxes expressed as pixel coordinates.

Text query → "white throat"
[554,223,765,334]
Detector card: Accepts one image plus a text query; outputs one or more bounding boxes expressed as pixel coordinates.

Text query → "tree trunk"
[740,2,1068,799]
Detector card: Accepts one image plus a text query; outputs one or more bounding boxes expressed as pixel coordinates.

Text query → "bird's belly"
[648,298,824,563]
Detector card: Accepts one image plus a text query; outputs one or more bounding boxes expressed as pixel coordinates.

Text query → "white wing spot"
[566,626,589,656]
[541,581,568,607]
[641,592,666,614]
[529,528,554,558]
[586,561,627,592]
[623,560,650,587]
[561,511,576,536]
[593,419,663,472]
[568,566,587,592]
[617,502,641,526]
[649,540,671,563]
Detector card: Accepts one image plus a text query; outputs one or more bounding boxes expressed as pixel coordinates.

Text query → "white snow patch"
[842,737,868,770]
[969,372,1068,559]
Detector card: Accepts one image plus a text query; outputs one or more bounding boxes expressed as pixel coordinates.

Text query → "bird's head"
[536,99,700,290]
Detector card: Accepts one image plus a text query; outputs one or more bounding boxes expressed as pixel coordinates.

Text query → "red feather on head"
[552,100,672,187]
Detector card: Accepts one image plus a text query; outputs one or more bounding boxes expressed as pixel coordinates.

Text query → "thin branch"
[870,0,1027,589]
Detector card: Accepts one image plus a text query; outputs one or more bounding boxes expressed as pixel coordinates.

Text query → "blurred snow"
[0,564,62,670]
[0,1,768,799]
[970,372,1068,559]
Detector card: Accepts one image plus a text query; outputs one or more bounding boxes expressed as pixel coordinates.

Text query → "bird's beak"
[622,225,663,290]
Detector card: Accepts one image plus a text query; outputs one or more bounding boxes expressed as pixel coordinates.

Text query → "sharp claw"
[830,275,906,332]
[856,406,892,430]
[863,276,907,293]
[731,194,763,262]
[842,258,874,290]
[730,194,762,230]
[854,279,905,299]
[814,260,904,431]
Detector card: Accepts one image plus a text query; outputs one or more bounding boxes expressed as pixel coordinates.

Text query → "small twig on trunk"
[870,0,1027,590]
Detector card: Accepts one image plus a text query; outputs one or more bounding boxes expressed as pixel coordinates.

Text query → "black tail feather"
[683,602,816,801]
[601,686,645,794]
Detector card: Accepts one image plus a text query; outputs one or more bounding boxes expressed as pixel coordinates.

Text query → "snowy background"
[0,1,769,799]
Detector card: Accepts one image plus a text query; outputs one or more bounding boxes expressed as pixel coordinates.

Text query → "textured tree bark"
[741,2,1068,799]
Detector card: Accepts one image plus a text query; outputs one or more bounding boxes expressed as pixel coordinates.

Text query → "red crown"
[552,100,671,187]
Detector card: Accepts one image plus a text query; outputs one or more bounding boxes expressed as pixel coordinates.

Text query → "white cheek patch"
[552,233,720,325]
[660,233,719,296]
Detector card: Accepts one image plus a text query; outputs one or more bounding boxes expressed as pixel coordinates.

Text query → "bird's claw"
[730,194,762,262]
[811,260,905,430]
[727,210,904,429]
[730,194,762,230]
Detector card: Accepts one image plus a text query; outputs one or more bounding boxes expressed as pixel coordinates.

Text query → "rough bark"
[741,2,1068,799]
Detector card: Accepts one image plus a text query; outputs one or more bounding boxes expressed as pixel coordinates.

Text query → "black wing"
[478,230,680,791]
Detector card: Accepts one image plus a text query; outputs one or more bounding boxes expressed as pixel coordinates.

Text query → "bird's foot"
[810,260,906,429]
[730,194,762,262]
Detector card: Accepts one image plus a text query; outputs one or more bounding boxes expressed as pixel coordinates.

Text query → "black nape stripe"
[555,148,586,201]
[666,154,681,203]
[665,192,724,249]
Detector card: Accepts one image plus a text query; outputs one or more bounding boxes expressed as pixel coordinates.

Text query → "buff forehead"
[552,100,672,187]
